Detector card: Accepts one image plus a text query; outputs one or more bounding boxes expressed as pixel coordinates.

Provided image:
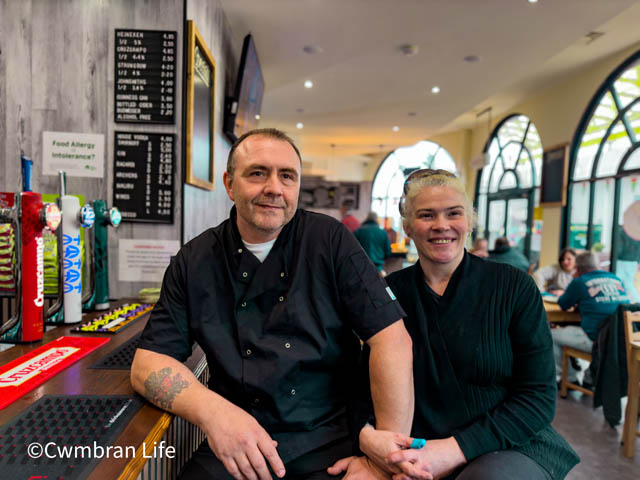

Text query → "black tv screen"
[224,34,264,142]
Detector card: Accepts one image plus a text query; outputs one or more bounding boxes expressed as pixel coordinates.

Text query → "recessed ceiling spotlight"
[528,0,538,3]
[431,86,440,94]
[398,44,419,56]
[296,122,304,129]
[303,45,323,54]
[392,126,400,132]
[254,114,261,120]
[463,54,481,63]
[304,80,313,89]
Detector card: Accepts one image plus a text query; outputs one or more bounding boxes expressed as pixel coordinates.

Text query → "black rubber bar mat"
[88,333,142,370]
[0,394,143,480]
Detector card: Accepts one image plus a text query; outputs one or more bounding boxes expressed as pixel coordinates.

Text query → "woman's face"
[560,252,576,272]
[404,185,471,268]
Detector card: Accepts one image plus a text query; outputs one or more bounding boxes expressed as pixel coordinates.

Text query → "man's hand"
[327,456,390,479]
[202,398,285,480]
[386,437,465,480]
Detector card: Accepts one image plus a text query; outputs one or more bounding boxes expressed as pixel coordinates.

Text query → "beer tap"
[0,156,61,343]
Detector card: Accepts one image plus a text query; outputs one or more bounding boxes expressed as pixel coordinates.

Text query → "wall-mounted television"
[224,34,264,143]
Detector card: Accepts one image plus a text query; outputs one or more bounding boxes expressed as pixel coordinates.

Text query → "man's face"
[223,135,301,243]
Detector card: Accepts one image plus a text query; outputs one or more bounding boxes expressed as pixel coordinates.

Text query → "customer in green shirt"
[354,212,392,273]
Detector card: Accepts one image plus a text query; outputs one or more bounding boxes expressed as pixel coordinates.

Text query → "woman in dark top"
[336,170,578,479]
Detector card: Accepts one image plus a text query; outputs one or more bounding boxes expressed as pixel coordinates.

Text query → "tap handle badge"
[41,203,61,232]
[78,204,95,228]
[109,207,122,227]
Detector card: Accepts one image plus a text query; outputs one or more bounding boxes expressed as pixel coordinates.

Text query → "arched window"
[371,140,457,233]
[475,114,543,262]
[567,50,640,303]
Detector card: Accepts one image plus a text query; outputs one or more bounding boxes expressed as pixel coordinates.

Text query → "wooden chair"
[622,310,640,458]
[560,346,593,398]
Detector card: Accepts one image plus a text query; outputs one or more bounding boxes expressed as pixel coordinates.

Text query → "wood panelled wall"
[0,0,238,298]
[183,0,237,243]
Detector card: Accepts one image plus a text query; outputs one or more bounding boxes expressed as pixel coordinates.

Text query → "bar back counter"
[0,301,206,480]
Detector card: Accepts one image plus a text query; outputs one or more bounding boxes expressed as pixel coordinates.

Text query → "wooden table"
[0,301,206,479]
[544,301,581,324]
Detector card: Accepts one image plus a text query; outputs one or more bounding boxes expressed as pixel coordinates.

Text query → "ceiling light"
[303,45,323,54]
[463,54,481,63]
[296,122,304,129]
[392,126,400,132]
[304,80,313,89]
[431,86,440,94]
[528,0,538,3]
[398,44,419,56]
[254,114,261,120]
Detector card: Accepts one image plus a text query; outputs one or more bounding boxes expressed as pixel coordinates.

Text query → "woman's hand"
[359,425,415,474]
[386,437,466,480]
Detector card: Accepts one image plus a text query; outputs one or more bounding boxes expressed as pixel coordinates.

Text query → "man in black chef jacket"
[131,128,413,480]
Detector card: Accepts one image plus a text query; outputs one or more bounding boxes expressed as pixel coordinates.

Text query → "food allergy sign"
[42,131,104,178]
[118,239,180,282]
[113,132,175,224]
[115,29,176,124]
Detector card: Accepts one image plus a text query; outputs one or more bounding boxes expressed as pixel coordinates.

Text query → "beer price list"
[114,29,177,124]
[113,132,175,223]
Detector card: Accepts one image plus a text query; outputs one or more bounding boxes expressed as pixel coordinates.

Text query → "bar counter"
[0,301,206,480]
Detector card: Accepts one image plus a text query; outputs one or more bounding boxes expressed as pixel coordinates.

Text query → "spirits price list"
[115,29,177,124]
[113,132,175,223]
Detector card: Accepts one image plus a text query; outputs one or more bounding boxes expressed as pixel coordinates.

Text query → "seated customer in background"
[354,212,392,274]
[553,252,630,384]
[469,237,489,258]
[340,199,361,232]
[488,236,530,272]
[331,168,578,480]
[534,247,577,296]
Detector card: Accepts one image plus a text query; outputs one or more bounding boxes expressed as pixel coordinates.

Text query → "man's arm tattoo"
[144,367,190,410]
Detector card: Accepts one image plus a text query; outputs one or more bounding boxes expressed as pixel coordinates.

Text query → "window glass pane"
[524,124,543,186]
[516,148,534,188]
[613,61,640,110]
[489,158,504,193]
[616,175,640,302]
[595,120,631,177]
[592,179,616,270]
[574,91,617,180]
[568,181,591,250]
[487,200,506,249]
[625,99,640,141]
[506,198,528,254]
[497,115,528,145]
[499,171,518,189]
[625,147,640,170]
[502,142,521,170]
[476,193,487,239]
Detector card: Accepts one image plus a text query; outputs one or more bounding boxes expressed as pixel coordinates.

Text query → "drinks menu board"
[115,29,176,124]
[113,132,175,223]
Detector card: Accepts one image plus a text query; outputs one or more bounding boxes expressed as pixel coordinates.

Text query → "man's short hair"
[226,128,301,177]
[494,237,510,249]
[365,211,378,223]
[575,252,600,274]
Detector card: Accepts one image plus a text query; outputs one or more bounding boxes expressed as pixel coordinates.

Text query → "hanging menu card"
[113,132,175,223]
[115,29,176,124]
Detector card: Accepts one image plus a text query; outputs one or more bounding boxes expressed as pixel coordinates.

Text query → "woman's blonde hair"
[399,171,477,232]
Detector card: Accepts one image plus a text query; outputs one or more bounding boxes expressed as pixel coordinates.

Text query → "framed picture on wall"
[185,20,216,190]
[540,143,569,207]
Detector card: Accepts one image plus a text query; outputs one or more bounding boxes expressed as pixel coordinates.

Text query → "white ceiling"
[219,0,640,160]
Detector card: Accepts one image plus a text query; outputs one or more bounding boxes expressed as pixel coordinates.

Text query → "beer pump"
[46,172,95,324]
[0,156,61,343]
[83,200,121,311]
